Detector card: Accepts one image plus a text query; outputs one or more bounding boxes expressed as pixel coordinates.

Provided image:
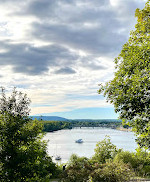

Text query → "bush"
[114,151,137,168]
[114,148,150,178]
[135,147,150,177]
[61,154,92,182]
[89,160,135,182]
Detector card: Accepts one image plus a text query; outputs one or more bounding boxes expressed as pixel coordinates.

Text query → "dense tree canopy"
[99,0,150,149]
[0,88,56,181]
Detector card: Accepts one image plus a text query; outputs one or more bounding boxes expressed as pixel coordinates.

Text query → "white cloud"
[0,0,147,116]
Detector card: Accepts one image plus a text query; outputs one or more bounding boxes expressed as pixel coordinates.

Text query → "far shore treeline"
[31,118,124,132]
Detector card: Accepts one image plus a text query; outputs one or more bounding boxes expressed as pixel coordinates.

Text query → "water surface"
[44,127,137,163]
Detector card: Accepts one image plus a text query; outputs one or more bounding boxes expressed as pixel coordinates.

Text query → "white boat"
[75,139,83,143]
[55,155,61,160]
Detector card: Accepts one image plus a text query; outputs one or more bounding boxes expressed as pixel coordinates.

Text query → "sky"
[0,0,147,119]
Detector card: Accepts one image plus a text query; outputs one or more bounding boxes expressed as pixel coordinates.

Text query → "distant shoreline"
[116,127,132,132]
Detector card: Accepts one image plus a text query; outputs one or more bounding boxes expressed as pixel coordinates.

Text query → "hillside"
[31,116,68,121]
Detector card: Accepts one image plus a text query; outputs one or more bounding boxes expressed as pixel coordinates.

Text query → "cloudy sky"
[0,0,146,119]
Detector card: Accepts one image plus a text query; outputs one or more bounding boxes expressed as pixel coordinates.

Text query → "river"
[43,127,137,163]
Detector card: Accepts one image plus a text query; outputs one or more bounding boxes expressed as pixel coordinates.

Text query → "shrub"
[61,154,92,182]
[114,151,137,168]
[114,148,150,177]
[89,160,135,182]
[135,147,150,177]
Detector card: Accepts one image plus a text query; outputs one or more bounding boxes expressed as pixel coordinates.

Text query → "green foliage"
[62,148,135,182]
[114,148,150,177]
[70,120,121,128]
[42,121,72,132]
[98,1,150,149]
[51,163,64,179]
[89,160,134,182]
[92,136,118,163]
[0,87,31,117]
[40,120,122,133]
[61,154,92,182]
[114,151,137,168]
[135,147,150,177]
[60,137,149,181]
[0,88,56,181]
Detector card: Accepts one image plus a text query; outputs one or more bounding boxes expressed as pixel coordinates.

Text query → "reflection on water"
[43,127,137,163]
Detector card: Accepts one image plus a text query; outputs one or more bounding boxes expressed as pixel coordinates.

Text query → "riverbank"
[117,127,132,132]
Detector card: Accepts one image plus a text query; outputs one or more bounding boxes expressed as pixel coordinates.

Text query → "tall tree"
[99,1,150,149]
[0,88,56,182]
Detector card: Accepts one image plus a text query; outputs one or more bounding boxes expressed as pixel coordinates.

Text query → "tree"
[99,0,150,149]
[0,87,31,117]
[0,88,56,182]
[92,136,118,164]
